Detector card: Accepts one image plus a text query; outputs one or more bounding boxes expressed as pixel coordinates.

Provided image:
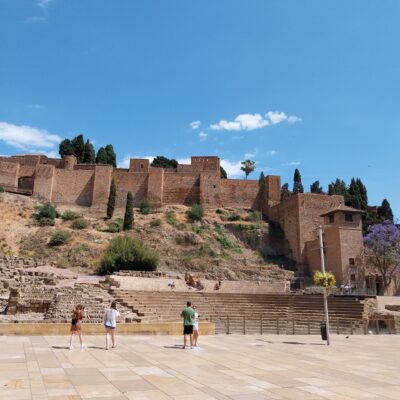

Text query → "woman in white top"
[104,301,120,350]
[192,305,199,346]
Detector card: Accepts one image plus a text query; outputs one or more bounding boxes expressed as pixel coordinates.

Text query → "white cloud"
[244,152,255,159]
[209,111,301,132]
[267,150,278,156]
[282,161,301,166]
[119,155,155,168]
[266,111,287,125]
[190,120,201,130]
[220,159,243,177]
[176,157,191,165]
[288,115,302,124]
[199,131,208,141]
[29,149,59,158]
[210,113,268,131]
[37,0,54,8]
[0,122,61,150]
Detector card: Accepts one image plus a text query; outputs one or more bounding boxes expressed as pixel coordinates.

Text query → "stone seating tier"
[111,290,368,333]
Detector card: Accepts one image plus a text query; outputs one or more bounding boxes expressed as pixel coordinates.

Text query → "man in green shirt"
[181,301,195,349]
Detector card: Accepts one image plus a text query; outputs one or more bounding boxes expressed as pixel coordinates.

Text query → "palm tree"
[241,160,256,179]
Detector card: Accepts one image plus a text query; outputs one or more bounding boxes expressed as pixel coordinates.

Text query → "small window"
[329,215,334,224]
[345,213,353,222]
[213,185,216,189]
[350,274,356,282]
[349,258,355,266]
[140,164,143,169]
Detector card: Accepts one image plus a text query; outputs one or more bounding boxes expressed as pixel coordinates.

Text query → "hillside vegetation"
[0,192,292,282]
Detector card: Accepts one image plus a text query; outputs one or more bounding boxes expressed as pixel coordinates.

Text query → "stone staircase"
[111,289,369,334]
[44,285,140,323]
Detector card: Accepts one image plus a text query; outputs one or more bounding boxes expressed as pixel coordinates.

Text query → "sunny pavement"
[0,334,399,400]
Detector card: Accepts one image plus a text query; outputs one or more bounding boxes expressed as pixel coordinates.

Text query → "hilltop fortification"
[0,154,364,285]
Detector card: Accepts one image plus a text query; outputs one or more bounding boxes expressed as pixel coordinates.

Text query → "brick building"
[0,154,365,286]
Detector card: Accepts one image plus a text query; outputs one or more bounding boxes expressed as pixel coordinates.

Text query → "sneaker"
[69,345,73,350]
[80,344,85,349]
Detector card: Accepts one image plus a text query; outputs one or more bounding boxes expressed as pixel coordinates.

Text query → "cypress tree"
[281,183,291,201]
[83,140,96,164]
[347,178,368,210]
[71,134,85,163]
[378,199,394,222]
[105,144,117,167]
[310,180,323,194]
[328,178,349,202]
[123,192,134,230]
[96,147,108,164]
[258,172,266,211]
[106,179,116,219]
[292,169,304,194]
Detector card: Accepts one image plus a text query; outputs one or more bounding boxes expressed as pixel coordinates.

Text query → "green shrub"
[214,226,243,253]
[227,213,241,221]
[215,208,224,214]
[165,210,177,226]
[34,203,57,225]
[61,210,80,221]
[106,218,123,233]
[188,203,204,221]
[246,210,262,222]
[71,243,89,253]
[150,218,162,227]
[0,186,5,193]
[191,225,203,235]
[48,230,71,246]
[98,236,159,274]
[139,199,151,215]
[70,218,88,230]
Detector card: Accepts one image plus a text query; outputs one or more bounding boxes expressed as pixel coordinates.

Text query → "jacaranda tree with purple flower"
[364,221,400,292]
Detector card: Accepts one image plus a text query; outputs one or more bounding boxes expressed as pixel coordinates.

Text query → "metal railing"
[209,315,398,335]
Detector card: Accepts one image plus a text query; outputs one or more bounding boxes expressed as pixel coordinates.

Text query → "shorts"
[105,325,115,329]
[193,321,199,331]
[183,325,193,335]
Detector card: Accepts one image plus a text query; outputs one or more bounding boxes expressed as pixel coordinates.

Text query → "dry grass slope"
[0,192,292,282]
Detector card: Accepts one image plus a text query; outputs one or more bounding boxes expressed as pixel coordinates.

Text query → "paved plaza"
[0,334,399,400]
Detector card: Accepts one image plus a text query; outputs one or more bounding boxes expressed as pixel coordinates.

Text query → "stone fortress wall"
[0,154,364,284]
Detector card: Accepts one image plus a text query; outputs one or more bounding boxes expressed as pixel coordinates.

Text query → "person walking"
[69,304,85,349]
[192,305,199,347]
[104,301,120,350]
[181,301,195,349]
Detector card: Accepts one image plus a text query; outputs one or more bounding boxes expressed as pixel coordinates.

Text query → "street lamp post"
[318,225,331,346]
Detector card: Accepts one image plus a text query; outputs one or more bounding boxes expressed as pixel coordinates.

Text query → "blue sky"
[0,0,399,218]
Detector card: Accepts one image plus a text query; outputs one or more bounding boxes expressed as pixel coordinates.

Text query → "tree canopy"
[220,166,227,179]
[364,221,400,291]
[292,168,304,194]
[241,160,256,179]
[151,156,178,169]
[59,134,116,166]
[310,180,323,194]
